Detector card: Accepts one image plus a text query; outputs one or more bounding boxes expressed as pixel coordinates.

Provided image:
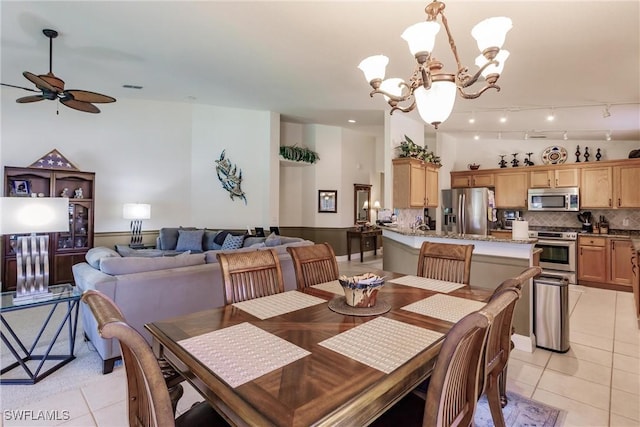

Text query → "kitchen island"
[381,226,540,351]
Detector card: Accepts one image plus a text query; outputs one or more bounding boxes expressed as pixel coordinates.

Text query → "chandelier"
[358,0,512,129]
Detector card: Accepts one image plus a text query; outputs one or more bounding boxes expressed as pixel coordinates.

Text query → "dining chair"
[478,288,522,427]
[81,290,228,427]
[416,241,475,285]
[286,242,339,290]
[489,265,542,408]
[371,310,491,427]
[217,248,285,304]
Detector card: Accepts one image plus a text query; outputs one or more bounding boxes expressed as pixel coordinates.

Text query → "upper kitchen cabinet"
[614,163,640,208]
[494,171,528,208]
[450,171,495,188]
[580,166,613,208]
[530,168,580,188]
[393,158,439,208]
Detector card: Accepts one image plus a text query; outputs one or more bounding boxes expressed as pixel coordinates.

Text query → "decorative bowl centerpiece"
[338,273,385,308]
[468,163,480,170]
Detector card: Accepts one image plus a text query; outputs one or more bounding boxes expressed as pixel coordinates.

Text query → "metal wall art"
[215,150,246,204]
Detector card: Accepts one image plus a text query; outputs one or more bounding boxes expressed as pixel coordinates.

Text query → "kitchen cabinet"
[450,171,495,188]
[530,168,579,188]
[490,230,512,239]
[393,158,439,208]
[577,235,607,283]
[494,171,528,208]
[631,246,639,322]
[613,163,640,208]
[609,238,633,287]
[3,166,95,292]
[580,166,613,208]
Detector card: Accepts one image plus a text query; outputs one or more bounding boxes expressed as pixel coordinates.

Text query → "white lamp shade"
[373,200,381,209]
[471,17,512,51]
[362,200,369,209]
[401,21,440,56]
[123,203,151,220]
[380,78,405,101]
[358,55,389,83]
[414,81,457,126]
[1,197,69,234]
[475,50,510,77]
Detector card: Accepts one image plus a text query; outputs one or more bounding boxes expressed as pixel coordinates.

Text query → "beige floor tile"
[614,340,640,359]
[562,342,613,368]
[610,413,640,427]
[611,388,640,421]
[615,322,640,346]
[509,347,552,367]
[532,388,609,427]
[570,330,614,352]
[547,353,611,387]
[80,368,127,412]
[537,370,610,411]
[55,413,97,427]
[92,401,128,427]
[612,368,640,396]
[505,378,535,399]
[571,315,616,340]
[4,389,91,427]
[613,353,640,375]
[505,358,544,386]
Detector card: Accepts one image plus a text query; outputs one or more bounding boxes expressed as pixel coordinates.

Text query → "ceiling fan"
[1,29,116,113]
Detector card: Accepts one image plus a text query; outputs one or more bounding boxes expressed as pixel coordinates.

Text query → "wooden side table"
[347,228,382,262]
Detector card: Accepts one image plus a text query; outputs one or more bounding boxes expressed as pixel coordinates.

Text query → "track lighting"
[546,109,555,122]
[563,131,568,141]
[499,110,508,123]
[474,134,480,140]
[606,131,611,141]
[468,112,476,124]
[603,105,611,118]
[524,132,529,140]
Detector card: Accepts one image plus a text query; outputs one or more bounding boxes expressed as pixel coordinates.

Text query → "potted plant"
[279,145,320,164]
[395,135,441,165]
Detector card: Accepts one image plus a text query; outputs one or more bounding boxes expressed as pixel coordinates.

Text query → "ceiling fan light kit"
[1,29,116,114]
[358,0,511,129]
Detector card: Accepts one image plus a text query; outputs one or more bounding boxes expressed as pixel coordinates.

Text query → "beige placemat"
[318,317,443,374]
[177,322,310,388]
[311,280,344,295]
[388,275,466,293]
[232,290,326,320]
[402,294,486,323]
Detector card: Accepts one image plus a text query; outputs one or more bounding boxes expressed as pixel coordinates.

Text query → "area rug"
[475,391,563,427]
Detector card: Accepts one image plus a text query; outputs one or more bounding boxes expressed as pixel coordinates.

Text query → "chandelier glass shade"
[358,0,512,129]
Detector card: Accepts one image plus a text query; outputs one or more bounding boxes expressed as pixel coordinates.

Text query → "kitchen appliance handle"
[458,193,464,234]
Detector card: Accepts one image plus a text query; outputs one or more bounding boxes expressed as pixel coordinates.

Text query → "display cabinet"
[2,166,95,291]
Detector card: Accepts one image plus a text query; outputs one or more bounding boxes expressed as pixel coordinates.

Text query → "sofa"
[73,228,313,374]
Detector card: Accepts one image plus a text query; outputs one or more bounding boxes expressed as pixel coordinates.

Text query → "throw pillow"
[85,247,121,269]
[221,233,245,250]
[203,230,220,250]
[158,226,196,250]
[176,229,205,252]
[214,230,231,246]
[265,232,282,247]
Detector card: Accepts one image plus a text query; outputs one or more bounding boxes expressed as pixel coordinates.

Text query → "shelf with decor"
[2,166,95,291]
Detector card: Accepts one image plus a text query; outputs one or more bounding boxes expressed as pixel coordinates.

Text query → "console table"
[347,228,382,262]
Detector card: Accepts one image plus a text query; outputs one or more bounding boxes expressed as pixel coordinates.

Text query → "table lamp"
[373,200,381,222]
[0,197,69,301]
[123,203,151,248]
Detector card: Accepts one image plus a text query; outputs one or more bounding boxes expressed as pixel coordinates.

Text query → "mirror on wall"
[354,184,371,224]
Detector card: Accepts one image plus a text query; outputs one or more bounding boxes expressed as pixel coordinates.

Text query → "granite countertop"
[378,225,538,244]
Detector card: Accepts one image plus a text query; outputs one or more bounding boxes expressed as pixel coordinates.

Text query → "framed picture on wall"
[318,190,337,213]
[11,180,31,197]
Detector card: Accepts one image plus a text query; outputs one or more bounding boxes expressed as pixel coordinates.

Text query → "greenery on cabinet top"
[395,135,441,165]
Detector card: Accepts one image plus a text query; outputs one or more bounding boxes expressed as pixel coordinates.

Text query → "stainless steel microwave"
[528,187,579,211]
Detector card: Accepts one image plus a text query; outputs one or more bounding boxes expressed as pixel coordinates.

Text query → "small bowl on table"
[338,273,385,308]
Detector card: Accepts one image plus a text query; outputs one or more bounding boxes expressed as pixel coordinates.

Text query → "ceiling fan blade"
[61,98,100,113]
[23,71,58,92]
[65,89,116,104]
[16,95,46,103]
[1,82,39,92]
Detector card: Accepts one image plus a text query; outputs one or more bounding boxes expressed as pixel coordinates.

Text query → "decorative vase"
[498,155,507,168]
[584,147,590,162]
[575,145,581,162]
[511,153,519,167]
[596,148,602,161]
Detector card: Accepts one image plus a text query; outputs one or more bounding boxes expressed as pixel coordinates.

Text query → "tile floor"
[3,254,639,426]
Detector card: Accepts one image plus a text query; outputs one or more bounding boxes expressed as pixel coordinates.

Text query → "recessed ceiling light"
[122,84,143,89]
[348,119,356,123]
[474,135,480,140]
[546,108,555,121]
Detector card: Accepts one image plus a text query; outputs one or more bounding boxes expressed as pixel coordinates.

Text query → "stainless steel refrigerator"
[441,188,496,235]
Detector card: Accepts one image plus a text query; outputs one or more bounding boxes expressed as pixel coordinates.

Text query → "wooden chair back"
[491,266,542,296]
[423,310,491,427]
[416,242,474,285]
[287,243,339,290]
[217,249,285,304]
[82,290,176,427]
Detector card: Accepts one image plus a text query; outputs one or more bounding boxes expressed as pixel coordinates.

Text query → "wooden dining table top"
[145,270,492,427]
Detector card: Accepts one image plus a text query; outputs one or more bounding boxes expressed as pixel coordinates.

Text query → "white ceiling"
[1,1,639,142]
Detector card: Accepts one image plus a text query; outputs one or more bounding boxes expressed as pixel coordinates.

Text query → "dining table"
[146,270,493,427]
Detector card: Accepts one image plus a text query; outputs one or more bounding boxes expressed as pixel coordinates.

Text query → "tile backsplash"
[521,209,640,231]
